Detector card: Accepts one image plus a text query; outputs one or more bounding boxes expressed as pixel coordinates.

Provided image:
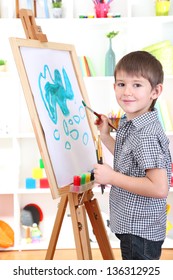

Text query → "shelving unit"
[0,0,173,251]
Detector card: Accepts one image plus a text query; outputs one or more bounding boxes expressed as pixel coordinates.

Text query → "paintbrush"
[82,100,116,130]
[97,135,105,194]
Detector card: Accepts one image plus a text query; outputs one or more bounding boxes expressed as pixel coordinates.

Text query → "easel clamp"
[19,9,47,42]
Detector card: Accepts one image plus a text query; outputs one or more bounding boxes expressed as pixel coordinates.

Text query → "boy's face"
[114,70,162,120]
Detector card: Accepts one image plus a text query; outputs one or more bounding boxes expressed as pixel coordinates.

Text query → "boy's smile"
[114,71,162,120]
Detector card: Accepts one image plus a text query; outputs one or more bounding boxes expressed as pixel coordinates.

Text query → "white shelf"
[130,15,173,22]
[16,133,35,139]
[0,71,9,76]
[0,134,13,139]
[17,188,51,194]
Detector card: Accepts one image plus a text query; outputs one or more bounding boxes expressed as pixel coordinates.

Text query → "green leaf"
[106,31,119,39]
[52,0,62,8]
[0,59,6,65]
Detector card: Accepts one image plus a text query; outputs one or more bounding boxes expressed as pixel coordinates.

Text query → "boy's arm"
[94,164,168,198]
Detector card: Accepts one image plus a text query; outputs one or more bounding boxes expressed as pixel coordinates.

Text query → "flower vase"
[52,7,62,18]
[105,38,115,76]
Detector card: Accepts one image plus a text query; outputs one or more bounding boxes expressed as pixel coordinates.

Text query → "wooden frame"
[9,37,97,199]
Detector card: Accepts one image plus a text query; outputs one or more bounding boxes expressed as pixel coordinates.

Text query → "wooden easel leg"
[68,193,92,260]
[45,194,68,260]
[45,192,113,260]
[85,198,115,260]
[76,205,92,259]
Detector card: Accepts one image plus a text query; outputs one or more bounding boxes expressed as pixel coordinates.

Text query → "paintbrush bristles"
[82,100,86,107]
[82,100,95,114]
[97,135,103,162]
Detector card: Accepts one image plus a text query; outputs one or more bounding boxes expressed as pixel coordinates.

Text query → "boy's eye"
[133,83,142,88]
[117,82,125,87]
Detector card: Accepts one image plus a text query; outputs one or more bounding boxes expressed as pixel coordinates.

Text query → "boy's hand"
[93,163,114,185]
[94,114,110,134]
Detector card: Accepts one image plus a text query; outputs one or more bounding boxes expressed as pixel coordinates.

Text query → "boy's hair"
[114,51,164,109]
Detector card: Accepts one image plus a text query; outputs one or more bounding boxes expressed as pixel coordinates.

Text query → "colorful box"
[39,159,44,169]
[32,168,43,179]
[25,178,36,189]
[40,178,50,188]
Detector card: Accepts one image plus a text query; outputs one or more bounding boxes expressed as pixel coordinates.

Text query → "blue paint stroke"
[54,129,60,140]
[63,119,69,136]
[65,141,71,150]
[79,105,86,119]
[73,115,80,124]
[39,65,74,124]
[68,119,73,125]
[83,132,89,145]
[70,129,79,140]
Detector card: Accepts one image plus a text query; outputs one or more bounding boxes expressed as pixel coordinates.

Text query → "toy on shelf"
[25,158,50,189]
[0,220,14,248]
[21,203,43,244]
[31,223,42,243]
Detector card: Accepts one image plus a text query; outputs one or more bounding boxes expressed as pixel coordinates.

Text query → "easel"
[18,9,115,260]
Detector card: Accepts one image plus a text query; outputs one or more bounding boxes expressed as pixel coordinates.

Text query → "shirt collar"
[119,108,158,130]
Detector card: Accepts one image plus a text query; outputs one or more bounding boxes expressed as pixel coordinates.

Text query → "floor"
[0,248,173,260]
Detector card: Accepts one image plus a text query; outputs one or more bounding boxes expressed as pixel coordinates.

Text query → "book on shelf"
[78,56,85,77]
[156,98,173,132]
[85,56,96,77]
[83,56,91,76]
[78,56,96,77]
[155,102,165,130]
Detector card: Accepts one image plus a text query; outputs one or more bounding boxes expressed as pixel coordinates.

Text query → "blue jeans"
[116,234,164,260]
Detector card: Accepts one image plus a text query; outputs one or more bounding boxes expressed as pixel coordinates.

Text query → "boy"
[94,51,172,260]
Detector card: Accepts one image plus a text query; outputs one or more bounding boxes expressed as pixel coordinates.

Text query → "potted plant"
[52,0,62,18]
[0,59,7,72]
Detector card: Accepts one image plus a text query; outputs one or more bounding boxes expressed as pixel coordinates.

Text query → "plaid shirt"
[109,109,172,241]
